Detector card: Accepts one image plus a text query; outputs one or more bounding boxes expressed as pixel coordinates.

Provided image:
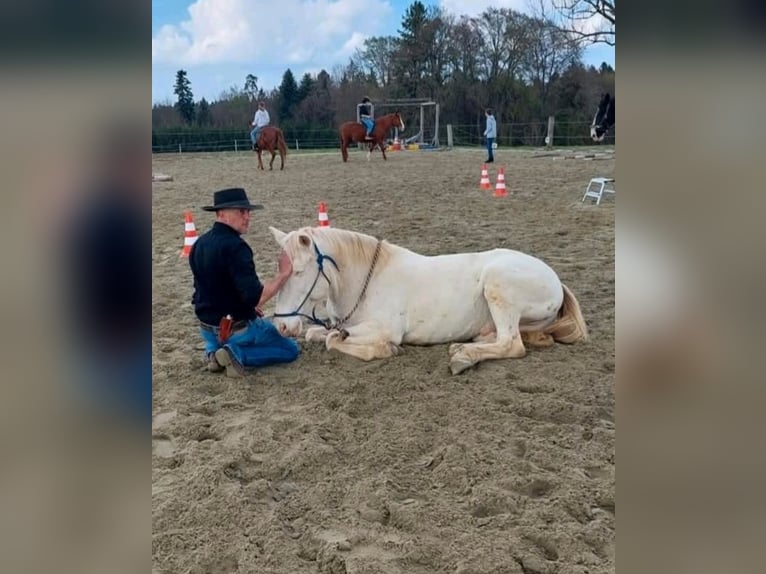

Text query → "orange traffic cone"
[180,211,198,257]
[318,202,331,227]
[493,167,508,197]
[479,164,492,190]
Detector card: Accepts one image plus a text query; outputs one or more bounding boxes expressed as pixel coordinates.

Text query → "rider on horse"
[359,97,374,141]
[250,101,270,151]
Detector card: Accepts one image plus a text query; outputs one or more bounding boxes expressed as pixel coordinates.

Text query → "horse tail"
[277,129,288,157]
[545,283,589,343]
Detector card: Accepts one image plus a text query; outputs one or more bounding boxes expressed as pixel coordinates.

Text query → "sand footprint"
[152,410,178,459]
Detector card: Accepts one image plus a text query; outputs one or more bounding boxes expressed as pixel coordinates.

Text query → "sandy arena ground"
[152,146,615,574]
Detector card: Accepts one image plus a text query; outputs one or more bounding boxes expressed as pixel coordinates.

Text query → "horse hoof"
[326,330,347,349]
[522,331,555,348]
[449,357,474,375]
[305,327,327,343]
[325,332,339,350]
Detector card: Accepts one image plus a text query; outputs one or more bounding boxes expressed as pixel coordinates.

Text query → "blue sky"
[152,0,615,104]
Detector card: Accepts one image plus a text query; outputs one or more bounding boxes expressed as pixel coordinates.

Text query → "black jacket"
[189,222,264,324]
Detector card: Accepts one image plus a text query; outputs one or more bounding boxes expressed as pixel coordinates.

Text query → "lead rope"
[333,240,382,330]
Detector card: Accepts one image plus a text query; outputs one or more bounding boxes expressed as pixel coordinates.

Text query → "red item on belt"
[218,315,233,344]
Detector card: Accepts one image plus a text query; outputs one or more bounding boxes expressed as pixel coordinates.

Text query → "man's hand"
[255,306,264,317]
[277,250,292,278]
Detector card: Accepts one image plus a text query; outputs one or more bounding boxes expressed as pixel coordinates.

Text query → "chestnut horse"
[254,126,288,170]
[339,112,405,162]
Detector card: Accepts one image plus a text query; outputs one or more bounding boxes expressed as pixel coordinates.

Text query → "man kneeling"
[189,187,299,377]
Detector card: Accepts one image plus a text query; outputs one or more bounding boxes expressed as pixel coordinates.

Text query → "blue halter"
[270,242,338,329]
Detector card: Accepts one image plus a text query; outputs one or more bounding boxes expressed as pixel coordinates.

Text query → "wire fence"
[151,121,614,154]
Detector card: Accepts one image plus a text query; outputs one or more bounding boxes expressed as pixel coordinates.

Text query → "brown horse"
[339,112,405,162]
[254,126,288,170]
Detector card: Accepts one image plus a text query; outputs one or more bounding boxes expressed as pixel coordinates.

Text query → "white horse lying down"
[269,226,588,375]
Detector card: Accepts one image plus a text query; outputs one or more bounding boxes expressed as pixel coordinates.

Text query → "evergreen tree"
[297,73,315,103]
[173,70,195,124]
[396,1,433,96]
[196,98,211,126]
[244,74,259,101]
[277,69,299,122]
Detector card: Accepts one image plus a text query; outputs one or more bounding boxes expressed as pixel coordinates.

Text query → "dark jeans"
[486,137,495,161]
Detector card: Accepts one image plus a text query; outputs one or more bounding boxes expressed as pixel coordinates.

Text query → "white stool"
[582,177,615,205]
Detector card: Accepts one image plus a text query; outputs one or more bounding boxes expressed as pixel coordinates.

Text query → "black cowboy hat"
[202,187,264,211]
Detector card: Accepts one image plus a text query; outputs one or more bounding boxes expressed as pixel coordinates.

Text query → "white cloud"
[438,0,528,17]
[152,0,392,66]
[572,12,612,39]
[439,1,612,42]
[336,31,367,59]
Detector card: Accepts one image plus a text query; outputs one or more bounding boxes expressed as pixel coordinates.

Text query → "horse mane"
[300,226,395,272]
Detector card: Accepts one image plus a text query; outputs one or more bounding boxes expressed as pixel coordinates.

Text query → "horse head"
[393,111,405,132]
[590,93,615,142]
[269,226,332,336]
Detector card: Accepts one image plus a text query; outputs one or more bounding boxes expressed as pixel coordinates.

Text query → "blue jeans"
[486,137,495,161]
[361,117,374,136]
[200,319,300,368]
[250,126,262,145]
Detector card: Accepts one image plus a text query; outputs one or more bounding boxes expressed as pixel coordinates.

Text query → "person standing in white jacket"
[250,101,270,151]
[483,108,497,163]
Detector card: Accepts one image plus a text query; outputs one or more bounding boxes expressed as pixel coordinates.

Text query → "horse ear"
[269,226,288,246]
[298,234,311,247]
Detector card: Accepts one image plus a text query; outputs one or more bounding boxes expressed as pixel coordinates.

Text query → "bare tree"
[355,36,399,87]
[523,16,583,113]
[543,0,615,46]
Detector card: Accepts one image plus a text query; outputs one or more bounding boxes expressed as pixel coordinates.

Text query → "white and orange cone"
[318,202,331,227]
[180,211,198,257]
[479,164,492,190]
[493,167,508,197]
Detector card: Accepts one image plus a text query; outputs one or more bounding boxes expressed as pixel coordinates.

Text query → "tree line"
[152,1,615,150]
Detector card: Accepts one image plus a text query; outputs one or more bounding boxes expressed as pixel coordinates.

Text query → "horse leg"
[448,322,496,355]
[380,139,388,161]
[256,150,264,170]
[341,138,348,162]
[325,322,400,361]
[305,326,332,343]
[449,334,496,357]
[448,275,526,375]
[269,149,275,170]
